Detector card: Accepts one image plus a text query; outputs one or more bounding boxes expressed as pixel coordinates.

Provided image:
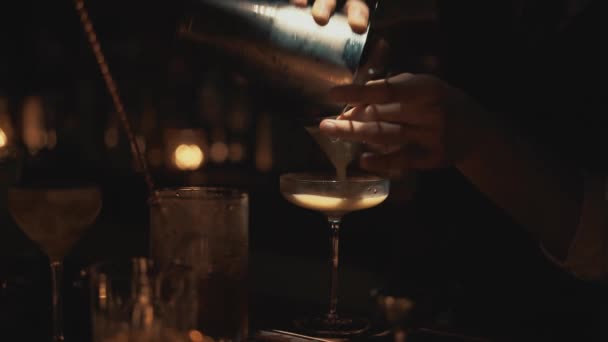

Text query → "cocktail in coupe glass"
[7,186,102,342]
[280,173,389,338]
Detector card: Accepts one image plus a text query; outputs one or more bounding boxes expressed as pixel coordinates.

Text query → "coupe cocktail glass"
[280,173,389,337]
[7,186,102,341]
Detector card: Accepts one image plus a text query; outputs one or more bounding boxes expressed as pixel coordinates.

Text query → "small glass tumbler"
[89,257,202,342]
[150,187,249,342]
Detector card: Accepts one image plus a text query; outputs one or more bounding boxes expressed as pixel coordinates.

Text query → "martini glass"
[7,186,102,342]
[280,173,389,337]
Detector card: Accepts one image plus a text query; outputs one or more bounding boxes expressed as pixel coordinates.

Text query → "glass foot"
[294,315,370,338]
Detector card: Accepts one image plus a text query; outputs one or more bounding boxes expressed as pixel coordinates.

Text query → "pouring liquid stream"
[305,70,380,181]
[305,126,359,181]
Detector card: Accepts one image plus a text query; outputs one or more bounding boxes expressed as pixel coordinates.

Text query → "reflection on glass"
[89,258,202,342]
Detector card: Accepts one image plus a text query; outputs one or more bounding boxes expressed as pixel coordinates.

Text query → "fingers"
[311,0,337,25]
[340,103,440,126]
[320,118,434,146]
[292,0,370,32]
[320,119,404,145]
[290,0,308,6]
[340,103,400,122]
[336,105,365,120]
[329,73,417,104]
[343,0,370,33]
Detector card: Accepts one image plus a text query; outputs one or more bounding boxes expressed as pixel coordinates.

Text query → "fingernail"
[350,11,368,32]
[313,6,330,21]
[319,120,336,133]
[353,13,365,25]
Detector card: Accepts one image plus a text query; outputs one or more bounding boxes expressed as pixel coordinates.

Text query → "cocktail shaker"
[177,0,386,119]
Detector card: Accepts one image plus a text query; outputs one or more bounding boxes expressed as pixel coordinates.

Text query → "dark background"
[1,0,607,341]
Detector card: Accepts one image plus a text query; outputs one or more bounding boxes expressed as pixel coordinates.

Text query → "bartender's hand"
[290,0,370,33]
[319,73,491,178]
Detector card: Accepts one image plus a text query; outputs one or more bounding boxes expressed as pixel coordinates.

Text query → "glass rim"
[150,186,248,201]
[280,172,388,184]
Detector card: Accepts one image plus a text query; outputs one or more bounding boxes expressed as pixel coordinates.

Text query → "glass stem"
[327,217,341,321]
[50,261,65,341]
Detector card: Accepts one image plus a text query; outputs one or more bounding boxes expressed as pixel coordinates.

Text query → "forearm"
[455,124,584,261]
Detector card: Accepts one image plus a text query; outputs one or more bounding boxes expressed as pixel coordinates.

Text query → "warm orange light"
[0,128,6,148]
[0,97,13,149]
[189,330,204,342]
[210,141,228,163]
[228,142,245,162]
[174,144,204,170]
[22,96,47,154]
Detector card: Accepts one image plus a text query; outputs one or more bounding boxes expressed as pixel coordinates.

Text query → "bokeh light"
[174,144,204,170]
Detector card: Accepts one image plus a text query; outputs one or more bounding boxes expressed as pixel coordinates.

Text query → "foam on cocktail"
[286,193,388,216]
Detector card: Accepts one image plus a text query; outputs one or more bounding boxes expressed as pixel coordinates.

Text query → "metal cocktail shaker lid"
[177,0,386,119]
